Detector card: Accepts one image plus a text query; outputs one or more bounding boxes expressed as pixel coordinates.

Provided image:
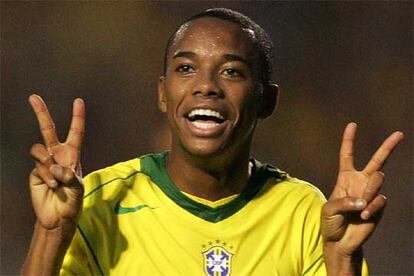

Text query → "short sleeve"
[60,227,101,275]
[300,184,326,275]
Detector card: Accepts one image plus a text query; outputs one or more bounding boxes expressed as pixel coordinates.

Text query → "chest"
[84,196,306,275]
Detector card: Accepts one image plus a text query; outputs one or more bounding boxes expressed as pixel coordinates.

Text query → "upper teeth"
[188,109,224,120]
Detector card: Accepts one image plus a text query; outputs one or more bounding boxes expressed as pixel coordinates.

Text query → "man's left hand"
[321,122,403,273]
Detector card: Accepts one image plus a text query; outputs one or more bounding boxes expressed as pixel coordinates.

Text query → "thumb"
[323,197,367,217]
[322,197,367,242]
[50,164,83,188]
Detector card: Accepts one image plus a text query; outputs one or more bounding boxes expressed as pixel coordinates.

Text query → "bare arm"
[21,95,85,275]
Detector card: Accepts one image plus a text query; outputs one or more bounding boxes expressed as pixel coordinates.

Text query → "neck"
[166,146,252,201]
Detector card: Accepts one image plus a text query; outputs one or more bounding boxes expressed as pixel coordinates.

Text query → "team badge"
[202,243,233,276]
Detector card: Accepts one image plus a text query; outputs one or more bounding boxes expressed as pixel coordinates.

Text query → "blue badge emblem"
[202,245,233,276]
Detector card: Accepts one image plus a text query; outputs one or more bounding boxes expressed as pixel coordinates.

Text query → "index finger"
[363,131,404,175]
[29,94,59,148]
[339,122,357,172]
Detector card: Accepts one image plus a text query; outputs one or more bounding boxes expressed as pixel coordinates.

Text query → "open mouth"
[186,108,226,130]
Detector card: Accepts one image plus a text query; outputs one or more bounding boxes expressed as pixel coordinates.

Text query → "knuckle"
[47,142,59,148]
[30,143,40,150]
[36,164,51,178]
[30,143,43,154]
[364,187,378,197]
[40,123,56,132]
[69,127,85,135]
[371,196,386,209]
[376,171,385,180]
[342,198,353,208]
[72,114,85,119]
[35,161,44,171]
[370,157,383,167]
[63,168,75,182]
[365,184,377,192]
[377,195,387,206]
[340,152,353,158]
[40,155,53,165]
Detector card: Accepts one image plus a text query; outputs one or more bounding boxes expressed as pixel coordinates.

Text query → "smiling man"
[158,12,278,202]
[22,8,403,276]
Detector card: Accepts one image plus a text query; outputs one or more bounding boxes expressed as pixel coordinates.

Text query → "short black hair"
[163,8,274,85]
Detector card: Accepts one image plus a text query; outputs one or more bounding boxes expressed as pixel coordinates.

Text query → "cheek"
[226,85,258,113]
[164,80,193,127]
[165,81,189,108]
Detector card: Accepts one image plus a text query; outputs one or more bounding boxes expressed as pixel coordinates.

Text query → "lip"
[184,104,228,120]
[185,118,228,138]
[180,102,232,138]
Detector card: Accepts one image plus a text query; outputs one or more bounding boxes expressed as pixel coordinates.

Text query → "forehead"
[169,17,257,59]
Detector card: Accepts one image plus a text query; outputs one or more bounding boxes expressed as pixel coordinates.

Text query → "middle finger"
[362,171,385,203]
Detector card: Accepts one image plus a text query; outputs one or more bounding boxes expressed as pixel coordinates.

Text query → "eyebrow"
[222,54,250,67]
[172,51,196,59]
[172,51,251,67]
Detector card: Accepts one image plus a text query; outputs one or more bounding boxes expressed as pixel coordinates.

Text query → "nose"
[193,71,223,98]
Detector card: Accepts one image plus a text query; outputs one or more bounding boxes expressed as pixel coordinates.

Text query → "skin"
[21,17,404,275]
[322,122,403,274]
[21,95,85,275]
[158,18,277,200]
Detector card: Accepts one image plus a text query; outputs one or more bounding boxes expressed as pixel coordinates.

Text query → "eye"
[175,64,195,74]
[222,68,244,78]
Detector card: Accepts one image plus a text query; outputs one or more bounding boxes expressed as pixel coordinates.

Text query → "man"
[22,8,403,275]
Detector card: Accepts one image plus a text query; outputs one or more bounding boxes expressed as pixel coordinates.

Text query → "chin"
[180,140,228,159]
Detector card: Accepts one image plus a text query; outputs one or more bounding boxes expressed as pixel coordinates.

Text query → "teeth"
[191,121,219,129]
[188,109,224,120]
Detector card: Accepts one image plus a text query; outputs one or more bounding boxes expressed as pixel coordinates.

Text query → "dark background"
[1,2,412,275]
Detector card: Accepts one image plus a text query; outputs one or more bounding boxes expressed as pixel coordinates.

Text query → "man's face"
[159,17,263,158]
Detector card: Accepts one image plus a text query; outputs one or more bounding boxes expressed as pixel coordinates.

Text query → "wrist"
[34,219,77,243]
[21,221,77,275]
[323,243,363,276]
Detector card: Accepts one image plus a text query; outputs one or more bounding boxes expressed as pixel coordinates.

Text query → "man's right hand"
[28,94,85,230]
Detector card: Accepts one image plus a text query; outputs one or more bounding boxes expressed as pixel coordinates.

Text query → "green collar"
[140,152,286,223]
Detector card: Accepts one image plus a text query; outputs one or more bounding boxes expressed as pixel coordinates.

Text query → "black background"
[1,2,412,274]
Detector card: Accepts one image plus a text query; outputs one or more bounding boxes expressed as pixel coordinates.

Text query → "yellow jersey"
[60,152,365,275]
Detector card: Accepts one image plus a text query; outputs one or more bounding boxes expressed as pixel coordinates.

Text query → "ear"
[258,83,279,119]
[158,76,167,113]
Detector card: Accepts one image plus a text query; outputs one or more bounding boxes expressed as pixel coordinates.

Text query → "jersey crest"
[202,245,233,276]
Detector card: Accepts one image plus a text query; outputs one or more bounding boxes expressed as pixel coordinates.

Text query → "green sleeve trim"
[140,152,287,223]
[302,254,324,276]
[83,170,140,199]
[77,225,104,276]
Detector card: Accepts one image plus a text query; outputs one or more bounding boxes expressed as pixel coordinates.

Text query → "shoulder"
[279,176,327,203]
[82,158,140,198]
[254,160,327,209]
[81,152,168,202]
[82,153,165,203]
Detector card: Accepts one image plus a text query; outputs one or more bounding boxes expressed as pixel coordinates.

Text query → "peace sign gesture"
[321,122,404,272]
[28,94,85,230]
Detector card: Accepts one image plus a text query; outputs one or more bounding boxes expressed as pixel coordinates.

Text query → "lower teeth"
[192,121,219,129]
